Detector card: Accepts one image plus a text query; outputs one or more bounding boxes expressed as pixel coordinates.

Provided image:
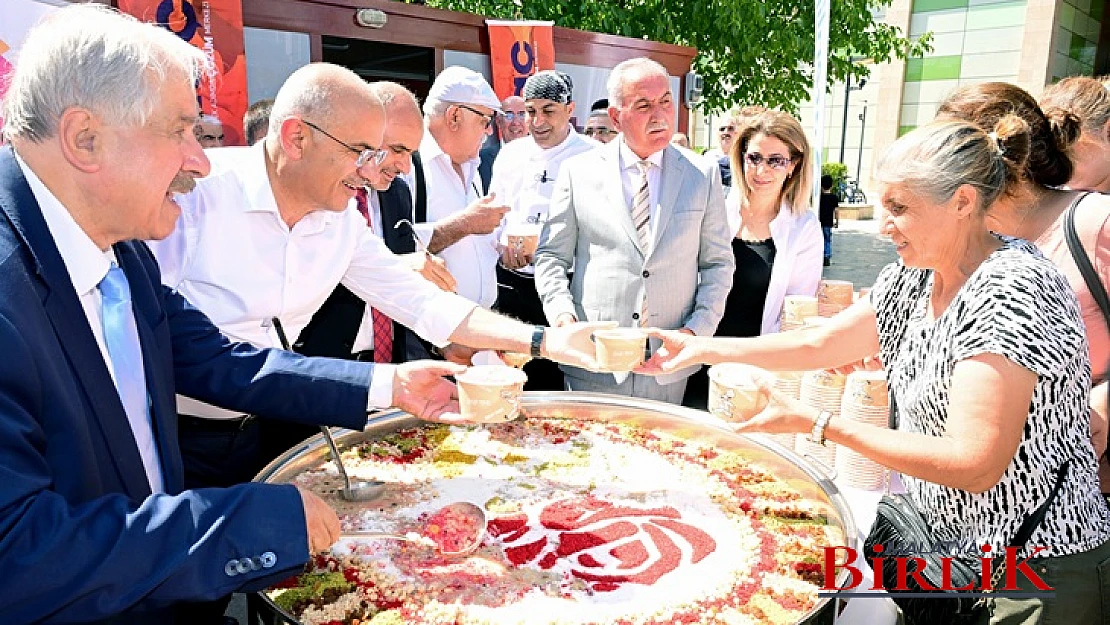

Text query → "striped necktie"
[631,160,652,253]
[354,189,394,363]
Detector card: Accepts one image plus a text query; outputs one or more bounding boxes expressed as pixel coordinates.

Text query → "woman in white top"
[684,110,822,407]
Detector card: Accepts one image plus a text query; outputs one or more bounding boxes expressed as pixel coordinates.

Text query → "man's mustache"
[168,173,197,195]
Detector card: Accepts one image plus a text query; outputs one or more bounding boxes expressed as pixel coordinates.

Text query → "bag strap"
[412,151,427,224]
[1064,191,1110,330]
[1008,460,1070,550]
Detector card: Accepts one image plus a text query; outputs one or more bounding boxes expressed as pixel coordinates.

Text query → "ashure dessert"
[268,417,841,625]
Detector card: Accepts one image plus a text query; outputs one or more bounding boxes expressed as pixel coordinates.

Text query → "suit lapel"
[602,142,646,257]
[649,146,686,259]
[378,181,416,254]
[0,148,153,498]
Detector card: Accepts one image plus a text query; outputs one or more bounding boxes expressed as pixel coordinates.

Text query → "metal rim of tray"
[253,391,858,625]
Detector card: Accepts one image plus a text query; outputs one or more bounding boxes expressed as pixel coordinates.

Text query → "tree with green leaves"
[420,0,931,114]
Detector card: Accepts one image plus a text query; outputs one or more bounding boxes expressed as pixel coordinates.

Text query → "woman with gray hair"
[642,117,1110,623]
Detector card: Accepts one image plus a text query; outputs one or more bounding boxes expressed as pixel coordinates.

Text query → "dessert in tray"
[267,417,841,625]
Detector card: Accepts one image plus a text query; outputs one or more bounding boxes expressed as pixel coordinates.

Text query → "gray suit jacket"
[535,140,735,386]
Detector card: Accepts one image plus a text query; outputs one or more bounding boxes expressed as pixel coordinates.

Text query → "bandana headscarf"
[522,71,573,105]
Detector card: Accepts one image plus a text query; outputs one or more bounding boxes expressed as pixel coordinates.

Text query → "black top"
[717,237,776,338]
[819,191,838,227]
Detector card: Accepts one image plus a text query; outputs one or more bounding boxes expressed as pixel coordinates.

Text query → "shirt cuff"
[366,363,396,411]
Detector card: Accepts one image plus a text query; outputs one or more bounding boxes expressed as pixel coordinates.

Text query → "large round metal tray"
[252,391,857,625]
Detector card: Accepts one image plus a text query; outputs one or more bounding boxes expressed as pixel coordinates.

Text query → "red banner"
[486,20,555,101]
[119,0,247,146]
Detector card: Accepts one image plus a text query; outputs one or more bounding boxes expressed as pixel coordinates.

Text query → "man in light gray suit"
[534,57,735,403]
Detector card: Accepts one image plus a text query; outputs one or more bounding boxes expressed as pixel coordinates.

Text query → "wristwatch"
[530,325,545,358]
[808,410,833,446]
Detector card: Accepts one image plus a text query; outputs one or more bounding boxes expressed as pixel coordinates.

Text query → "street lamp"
[837,77,866,164]
[856,100,868,184]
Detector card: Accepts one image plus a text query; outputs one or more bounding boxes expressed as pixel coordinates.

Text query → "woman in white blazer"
[684,110,823,407]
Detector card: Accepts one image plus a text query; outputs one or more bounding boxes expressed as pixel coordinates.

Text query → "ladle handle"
[320,425,355,494]
[269,316,355,495]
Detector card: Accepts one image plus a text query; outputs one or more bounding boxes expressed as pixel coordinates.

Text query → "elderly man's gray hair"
[2,4,206,143]
[606,58,669,108]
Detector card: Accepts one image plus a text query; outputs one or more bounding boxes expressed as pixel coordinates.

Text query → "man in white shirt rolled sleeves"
[490,71,599,391]
[404,67,510,309]
[147,63,609,494]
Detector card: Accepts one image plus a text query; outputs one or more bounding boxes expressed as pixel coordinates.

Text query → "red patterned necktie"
[354,189,394,364]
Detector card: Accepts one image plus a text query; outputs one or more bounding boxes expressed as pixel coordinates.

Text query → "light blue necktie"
[99,263,162,493]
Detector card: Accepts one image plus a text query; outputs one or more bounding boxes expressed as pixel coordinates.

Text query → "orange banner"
[119,0,247,146]
[486,20,555,101]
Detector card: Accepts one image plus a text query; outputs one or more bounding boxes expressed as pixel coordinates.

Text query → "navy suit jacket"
[295,178,432,363]
[0,147,374,624]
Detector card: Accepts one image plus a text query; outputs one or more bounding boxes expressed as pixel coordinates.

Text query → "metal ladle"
[393,219,428,253]
[340,501,488,557]
[319,426,387,502]
[267,316,386,503]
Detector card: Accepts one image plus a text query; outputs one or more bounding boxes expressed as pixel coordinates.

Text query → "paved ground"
[822,217,898,289]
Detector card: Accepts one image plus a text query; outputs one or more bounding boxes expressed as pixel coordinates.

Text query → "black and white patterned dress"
[871,236,1110,557]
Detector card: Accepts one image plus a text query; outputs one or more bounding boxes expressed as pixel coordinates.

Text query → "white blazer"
[726,194,824,334]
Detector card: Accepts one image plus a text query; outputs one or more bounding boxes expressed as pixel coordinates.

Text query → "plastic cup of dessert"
[593,328,648,372]
[504,222,542,257]
[456,365,528,423]
[708,363,769,423]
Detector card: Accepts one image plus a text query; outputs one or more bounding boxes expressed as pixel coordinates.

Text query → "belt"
[353,350,376,362]
[179,413,256,432]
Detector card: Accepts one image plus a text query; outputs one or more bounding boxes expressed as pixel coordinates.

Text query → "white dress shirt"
[489,128,598,275]
[406,132,499,308]
[15,153,164,492]
[618,139,665,241]
[148,143,476,420]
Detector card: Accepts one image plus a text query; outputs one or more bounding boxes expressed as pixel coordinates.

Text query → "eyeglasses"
[454,104,494,129]
[719,125,736,133]
[584,128,615,137]
[744,152,793,170]
[500,112,526,123]
[302,119,387,168]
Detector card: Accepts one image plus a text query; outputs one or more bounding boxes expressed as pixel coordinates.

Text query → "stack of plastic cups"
[834,370,890,490]
[781,295,819,331]
[818,279,854,317]
[796,370,846,468]
[769,371,804,451]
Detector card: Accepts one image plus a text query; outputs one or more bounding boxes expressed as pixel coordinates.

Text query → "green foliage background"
[418,0,931,114]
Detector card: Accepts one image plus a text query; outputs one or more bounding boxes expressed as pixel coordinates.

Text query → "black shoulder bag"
[863,396,1070,625]
[1063,192,1110,468]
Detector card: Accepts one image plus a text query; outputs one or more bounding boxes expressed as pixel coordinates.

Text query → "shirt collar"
[618,137,665,171]
[13,150,114,295]
[529,127,583,160]
[238,142,283,216]
[225,142,337,231]
[420,131,480,186]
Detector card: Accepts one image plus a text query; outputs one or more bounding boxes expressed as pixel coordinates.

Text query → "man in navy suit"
[0,6,465,623]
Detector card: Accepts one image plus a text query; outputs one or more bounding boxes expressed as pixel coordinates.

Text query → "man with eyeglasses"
[147,64,608,503]
[583,109,618,144]
[535,57,734,403]
[403,66,511,310]
[478,95,527,192]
